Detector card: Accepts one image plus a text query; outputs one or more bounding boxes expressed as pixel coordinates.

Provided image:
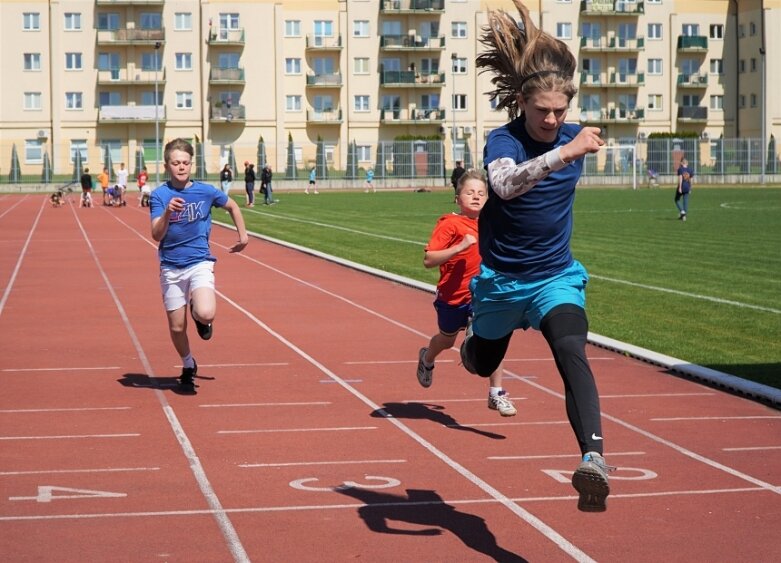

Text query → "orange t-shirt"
[425,213,480,305]
[98,172,109,189]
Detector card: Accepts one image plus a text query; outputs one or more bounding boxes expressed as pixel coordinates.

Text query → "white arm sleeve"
[487,147,570,200]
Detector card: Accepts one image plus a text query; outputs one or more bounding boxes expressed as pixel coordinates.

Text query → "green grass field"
[226,186,781,390]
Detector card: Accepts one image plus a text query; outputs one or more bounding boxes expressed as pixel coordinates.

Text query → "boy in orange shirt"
[416,169,516,416]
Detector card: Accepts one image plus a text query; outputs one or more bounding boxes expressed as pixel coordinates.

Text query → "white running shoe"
[488,390,517,417]
[416,347,433,388]
[572,451,615,512]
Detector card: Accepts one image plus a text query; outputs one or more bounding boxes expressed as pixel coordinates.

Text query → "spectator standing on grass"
[461,0,613,512]
[220,163,233,195]
[365,168,375,193]
[261,165,274,205]
[450,160,466,197]
[150,138,249,393]
[306,166,319,194]
[244,161,256,207]
[417,169,516,417]
[675,158,693,221]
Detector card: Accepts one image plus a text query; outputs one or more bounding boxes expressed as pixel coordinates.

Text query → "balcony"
[677,106,708,122]
[580,0,644,16]
[608,71,645,87]
[305,34,343,50]
[210,103,246,123]
[209,67,245,85]
[306,72,343,88]
[677,36,708,52]
[677,73,708,88]
[579,107,645,124]
[580,71,608,87]
[380,107,446,124]
[208,28,245,46]
[380,34,446,51]
[380,70,445,87]
[98,105,165,123]
[97,68,165,86]
[580,35,644,52]
[96,27,165,45]
[95,0,163,4]
[306,109,343,124]
[380,0,445,14]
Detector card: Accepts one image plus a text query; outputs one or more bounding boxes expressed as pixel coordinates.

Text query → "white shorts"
[160,261,215,311]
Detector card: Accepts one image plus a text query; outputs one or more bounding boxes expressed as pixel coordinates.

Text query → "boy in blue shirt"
[150,138,249,392]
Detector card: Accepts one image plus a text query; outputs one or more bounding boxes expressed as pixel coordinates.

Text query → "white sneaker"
[416,347,433,388]
[488,390,517,417]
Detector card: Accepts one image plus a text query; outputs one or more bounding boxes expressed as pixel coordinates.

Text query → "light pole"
[451,52,458,169]
[154,41,162,184]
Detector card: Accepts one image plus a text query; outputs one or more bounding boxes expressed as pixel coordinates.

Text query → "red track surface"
[1,194,779,562]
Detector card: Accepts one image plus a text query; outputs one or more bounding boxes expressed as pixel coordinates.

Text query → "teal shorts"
[469,260,589,339]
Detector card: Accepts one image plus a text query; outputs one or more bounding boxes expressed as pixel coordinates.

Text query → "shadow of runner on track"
[372,402,506,440]
[118,372,214,395]
[338,487,527,562]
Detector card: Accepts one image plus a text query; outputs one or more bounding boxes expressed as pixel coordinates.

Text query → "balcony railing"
[580,71,608,87]
[98,105,165,122]
[211,104,246,122]
[677,35,708,51]
[380,34,445,50]
[579,107,645,123]
[580,36,644,51]
[677,106,708,121]
[380,107,446,123]
[580,0,644,16]
[677,73,708,88]
[608,71,645,87]
[208,28,245,45]
[306,109,343,123]
[96,27,165,45]
[97,68,165,85]
[209,67,245,84]
[95,0,163,5]
[306,72,343,87]
[305,34,343,50]
[380,70,445,86]
[380,0,445,13]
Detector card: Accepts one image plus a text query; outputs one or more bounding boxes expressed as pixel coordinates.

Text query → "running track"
[0,194,779,562]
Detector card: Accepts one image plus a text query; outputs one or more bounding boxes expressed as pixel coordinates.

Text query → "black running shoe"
[180,360,197,392]
[190,300,212,340]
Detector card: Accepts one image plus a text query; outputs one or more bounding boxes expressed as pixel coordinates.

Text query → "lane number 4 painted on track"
[10,486,127,503]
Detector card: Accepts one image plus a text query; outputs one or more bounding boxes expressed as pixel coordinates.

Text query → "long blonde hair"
[476,0,577,119]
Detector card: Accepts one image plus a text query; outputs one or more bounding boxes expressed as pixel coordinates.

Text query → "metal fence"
[2,137,779,186]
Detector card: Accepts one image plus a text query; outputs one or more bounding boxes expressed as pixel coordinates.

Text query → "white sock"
[182,353,195,369]
[489,387,503,397]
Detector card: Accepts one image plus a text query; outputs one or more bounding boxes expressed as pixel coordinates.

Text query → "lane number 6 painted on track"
[290,476,401,492]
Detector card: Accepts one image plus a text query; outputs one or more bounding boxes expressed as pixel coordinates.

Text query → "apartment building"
[0,0,778,179]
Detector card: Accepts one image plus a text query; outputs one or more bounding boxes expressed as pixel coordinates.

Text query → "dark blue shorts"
[433,299,472,336]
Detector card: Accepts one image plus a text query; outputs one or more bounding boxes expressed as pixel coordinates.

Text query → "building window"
[682,94,700,107]
[176,92,193,109]
[64,13,81,31]
[175,53,192,70]
[648,59,662,75]
[647,94,662,111]
[556,22,572,40]
[739,95,745,108]
[141,91,162,105]
[750,58,757,72]
[353,57,369,74]
[452,57,467,74]
[357,145,371,161]
[99,91,122,107]
[24,53,41,71]
[175,13,192,31]
[451,22,467,38]
[353,20,369,37]
[750,94,757,107]
[140,13,162,30]
[314,20,333,38]
[749,22,756,36]
[285,95,302,111]
[710,95,723,110]
[710,59,723,75]
[65,92,83,110]
[681,23,699,37]
[738,24,745,38]
[285,58,301,74]
[142,52,162,71]
[70,140,88,164]
[490,97,500,111]
[24,92,42,110]
[647,23,662,40]
[25,140,44,163]
[354,95,370,111]
[97,13,120,31]
[710,24,724,39]
[23,12,40,30]
[285,20,301,37]
[453,94,467,111]
[65,53,83,70]
[738,59,745,73]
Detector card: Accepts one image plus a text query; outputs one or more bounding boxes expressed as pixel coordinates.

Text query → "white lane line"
[0,407,131,413]
[0,194,29,221]
[651,415,781,421]
[0,486,767,522]
[601,392,715,399]
[0,433,139,441]
[489,452,646,461]
[1,367,122,373]
[344,357,614,365]
[0,467,160,476]
[81,208,250,563]
[239,459,406,468]
[178,362,289,368]
[0,198,45,317]
[200,402,331,408]
[446,421,569,429]
[218,426,377,435]
[320,378,362,383]
[723,446,781,452]
[402,398,527,404]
